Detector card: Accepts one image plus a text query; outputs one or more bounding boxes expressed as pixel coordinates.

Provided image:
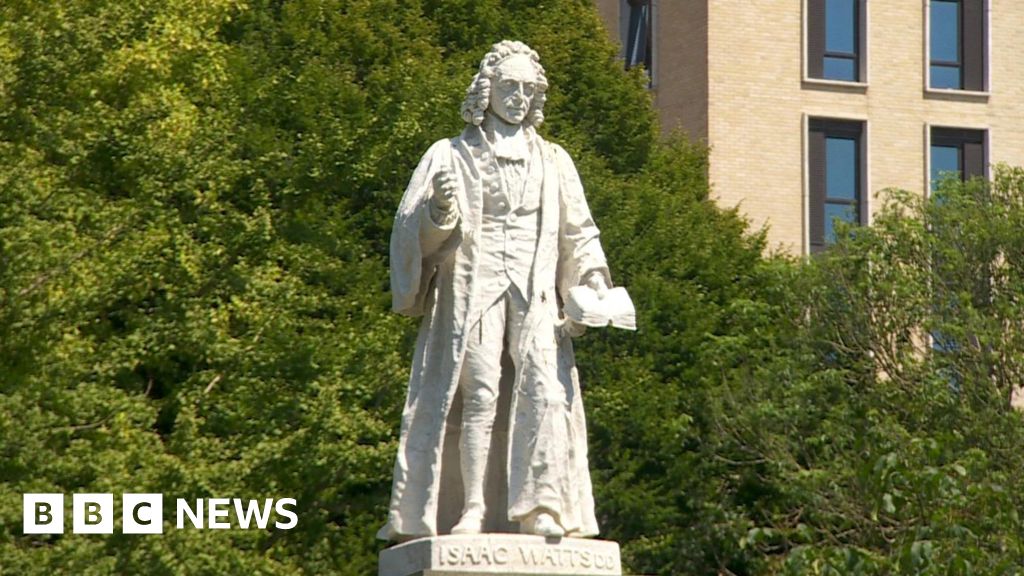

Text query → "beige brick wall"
[595,0,1024,255]
[706,0,1024,253]
[712,0,1024,251]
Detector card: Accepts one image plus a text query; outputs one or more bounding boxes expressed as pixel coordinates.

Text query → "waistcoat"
[475,138,543,313]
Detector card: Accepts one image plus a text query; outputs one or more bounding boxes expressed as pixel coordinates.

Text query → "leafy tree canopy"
[610,171,1024,575]
[0,0,678,573]
[3,1,1023,574]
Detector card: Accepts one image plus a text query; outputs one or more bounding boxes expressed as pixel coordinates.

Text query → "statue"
[381,40,628,543]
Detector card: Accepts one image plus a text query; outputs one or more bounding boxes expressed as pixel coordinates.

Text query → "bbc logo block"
[25,493,164,534]
[23,494,64,534]
[123,493,164,534]
[23,493,296,534]
[73,493,114,534]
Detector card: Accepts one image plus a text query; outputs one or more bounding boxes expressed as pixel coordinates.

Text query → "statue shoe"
[525,511,565,538]
[450,509,485,534]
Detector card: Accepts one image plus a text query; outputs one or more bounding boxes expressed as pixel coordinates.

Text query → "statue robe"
[381,124,608,540]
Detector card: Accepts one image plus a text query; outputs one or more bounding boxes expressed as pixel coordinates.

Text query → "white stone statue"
[380,40,620,543]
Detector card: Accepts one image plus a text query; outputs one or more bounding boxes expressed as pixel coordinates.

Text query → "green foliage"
[641,171,1024,575]
[0,0,660,573]
[573,161,1024,575]
[1,1,413,572]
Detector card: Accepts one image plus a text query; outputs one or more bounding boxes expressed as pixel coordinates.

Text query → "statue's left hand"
[585,272,609,299]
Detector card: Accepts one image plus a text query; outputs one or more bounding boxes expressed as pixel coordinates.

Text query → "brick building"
[594,1,1024,254]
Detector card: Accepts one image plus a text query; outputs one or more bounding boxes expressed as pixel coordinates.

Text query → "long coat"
[380,124,609,540]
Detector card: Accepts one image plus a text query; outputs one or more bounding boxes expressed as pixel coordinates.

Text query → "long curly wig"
[460,40,549,128]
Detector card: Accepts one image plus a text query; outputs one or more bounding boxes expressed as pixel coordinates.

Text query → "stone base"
[379,534,622,576]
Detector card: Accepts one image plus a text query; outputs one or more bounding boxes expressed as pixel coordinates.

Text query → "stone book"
[563,286,636,331]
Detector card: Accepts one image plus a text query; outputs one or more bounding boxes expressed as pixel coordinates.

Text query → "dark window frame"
[929,0,986,91]
[809,118,866,253]
[624,0,653,76]
[930,127,986,188]
[927,126,989,382]
[807,0,866,83]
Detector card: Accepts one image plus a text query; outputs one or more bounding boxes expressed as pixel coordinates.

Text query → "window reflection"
[826,137,858,200]
[822,0,858,81]
[931,145,961,190]
[930,0,963,88]
[810,119,863,252]
[625,0,652,73]
[824,135,859,244]
[824,203,857,244]
[930,127,985,190]
[825,0,856,53]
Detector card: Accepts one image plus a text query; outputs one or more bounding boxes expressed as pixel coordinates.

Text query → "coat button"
[508,212,518,223]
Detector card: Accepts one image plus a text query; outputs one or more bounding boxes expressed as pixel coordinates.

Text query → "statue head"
[461,40,549,128]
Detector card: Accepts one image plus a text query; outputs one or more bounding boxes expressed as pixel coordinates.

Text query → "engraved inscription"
[440,544,510,566]
[436,543,618,571]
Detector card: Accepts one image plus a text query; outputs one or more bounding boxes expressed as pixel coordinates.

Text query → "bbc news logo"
[24,494,298,534]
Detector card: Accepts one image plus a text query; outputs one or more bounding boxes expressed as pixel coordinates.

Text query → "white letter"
[176,498,203,529]
[23,494,64,534]
[233,499,273,529]
[208,498,230,529]
[274,498,298,529]
[123,493,163,534]
[73,493,113,534]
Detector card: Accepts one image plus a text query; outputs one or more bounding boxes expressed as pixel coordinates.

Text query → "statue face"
[488,55,538,125]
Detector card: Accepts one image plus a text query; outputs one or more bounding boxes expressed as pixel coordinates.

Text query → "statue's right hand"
[431,167,458,212]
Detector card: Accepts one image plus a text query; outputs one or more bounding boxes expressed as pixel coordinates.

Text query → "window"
[807,0,864,82]
[623,0,652,73]
[930,127,986,189]
[809,119,864,252]
[928,127,988,385]
[929,0,985,90]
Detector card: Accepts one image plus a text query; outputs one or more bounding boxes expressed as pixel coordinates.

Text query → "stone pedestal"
[379,534,622,576]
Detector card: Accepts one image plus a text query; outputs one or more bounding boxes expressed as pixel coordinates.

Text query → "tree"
[678,171,1024,575]
[11,1,1018,574]
[0,1,728,573]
